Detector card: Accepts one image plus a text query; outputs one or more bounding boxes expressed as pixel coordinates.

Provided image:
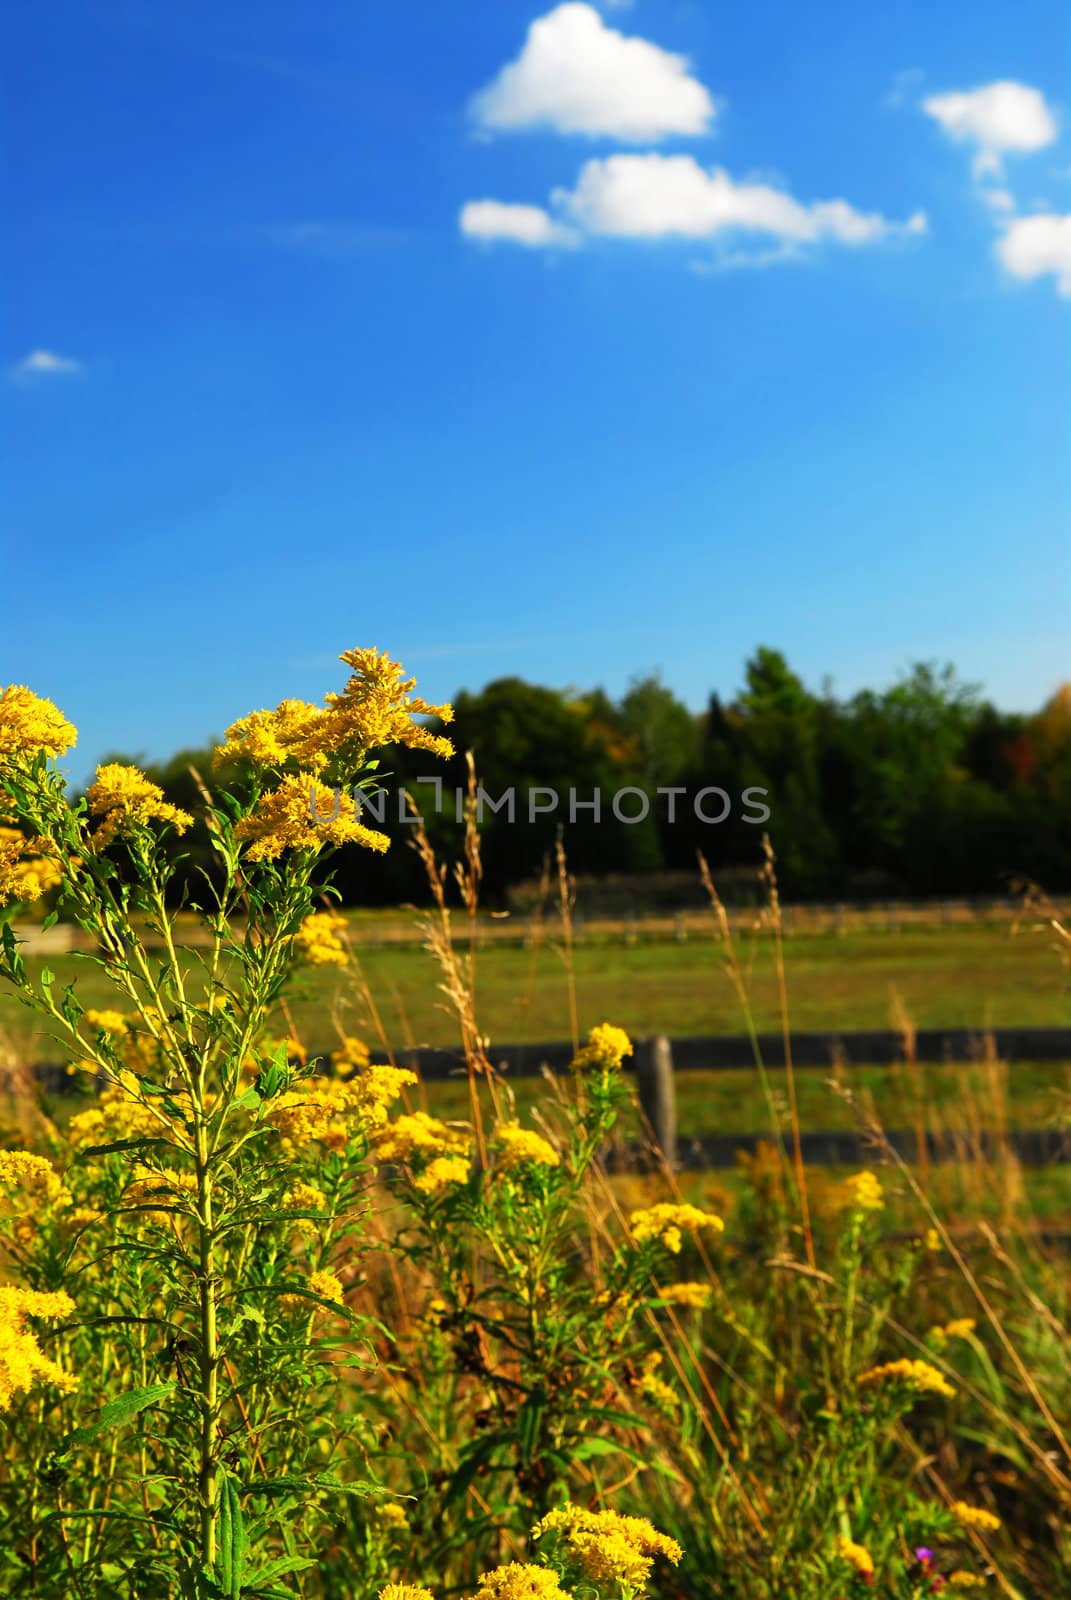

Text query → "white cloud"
[469,3,716,141]
[923,81,1058,176]
[995,212,1071,294]
[459,199,579,247]
[981,186,1016,214]
[552,154,926,246]
[10,349,83,381]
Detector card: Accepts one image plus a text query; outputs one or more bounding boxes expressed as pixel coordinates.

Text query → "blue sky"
[4,0,1069,785]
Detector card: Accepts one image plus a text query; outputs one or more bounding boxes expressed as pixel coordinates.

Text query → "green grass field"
[6,918,1069,1055]
[5,919,1069,1162]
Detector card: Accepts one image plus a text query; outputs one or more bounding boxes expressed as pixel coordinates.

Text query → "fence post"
[638,1035,677,1168]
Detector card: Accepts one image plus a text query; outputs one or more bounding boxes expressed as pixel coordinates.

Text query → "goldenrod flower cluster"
[215,649,453,861]
[856,1358,956,1399]
[656,1281,713,1310]
[67,1081,163,1149]
[234,776,389,862]
[570,1022,633,1071]
[413,1155,472,1194]
[282,1182,328,1237]
[951,1502,1001,1532]
[268,1062,417,1150]
[834,1535,874,1575]
[0,1149,63,1201]
[947,1573,987,1588]
[215,699,335,773]
[86,763,193,849]
[282,1269,345,1315]
[492,1122,560,1171]
[0,685,76,766]
[929,1317,977,1347]
[629,1202,724,1255]
[0,826,62,906]
[472,1565,570,1600]
[376,1586,434,1600]
[842,1170,884,1213]
[294,911,350,967]
[635,1350,679,1416]
[534,1504,683,1586]
[376,1112,469,1165]
[0,1285,76,1409]
[325,648,455,762]
[330,1036,372,1077]
[216,649,453,779]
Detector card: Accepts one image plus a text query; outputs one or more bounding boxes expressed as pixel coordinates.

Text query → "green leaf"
[216,1470,248,1599]
[40,966,55,987]
[244,1556,317,1583]
[58,1381,174,1455]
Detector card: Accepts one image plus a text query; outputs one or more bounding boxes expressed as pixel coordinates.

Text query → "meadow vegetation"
[0,656,1069,1599]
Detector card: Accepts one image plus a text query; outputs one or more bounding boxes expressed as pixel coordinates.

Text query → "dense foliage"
[87,652,1071,907]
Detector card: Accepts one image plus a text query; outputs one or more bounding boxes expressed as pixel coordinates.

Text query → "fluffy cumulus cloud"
[923,81,1058,176]
[996,212,1071,295]
[461,154,925,257]
[469,2,716,141]
[459,199,578,248]
[9,349,83,381]
[554,154,926,245]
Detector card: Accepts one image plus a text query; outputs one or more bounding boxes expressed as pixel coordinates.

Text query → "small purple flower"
[914,1548,935,1565]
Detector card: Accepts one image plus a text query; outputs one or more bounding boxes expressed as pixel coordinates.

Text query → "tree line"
[98,649,1071,906]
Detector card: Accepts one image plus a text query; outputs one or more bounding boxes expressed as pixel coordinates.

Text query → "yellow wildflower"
[534,1505,682,1586]
[856,1358,955,1399]
[376,1586,433,1600]
[924,1227,942,1252]
[835,1536,874,1576]
[948,1575,986,1589]
[214,699,333,773]
[0,1286,76,1409]
[493,1121,559,1171]
[371,1501,410,1532]
[473,1564,571,1600]
[571,1022,633,1071]
[656,1281,713,1310]
[294,911,350,967]
[234,774,389,861]
[629,1202,724,1255]
[376,1112,469,1165]
[843,1170,884,1212]
[0,685,76,765]
[281,1269,345,1315]
[86,763,193,849]
[0,1149,63,1200]
[951,1502,1001,1533]
[308,1269,344,1305]
[0,828,63,906]
[330,1035,372,1077]
[943,1317,977,1340]
[83,1009,131,1036]
[635,1350,679,1415]
[324,648,454,761]
[282,1182,328,1236]
[67,1080,162,1148]
[413,1155,472,1194]
[929,1317,977,1348]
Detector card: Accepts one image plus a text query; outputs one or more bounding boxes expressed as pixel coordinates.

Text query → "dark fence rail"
[387,1026,1069,1077]
[23,1030,1071,1169]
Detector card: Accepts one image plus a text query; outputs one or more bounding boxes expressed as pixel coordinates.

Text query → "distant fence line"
[26,1028,1071,1171]
[12,894,1071,956]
